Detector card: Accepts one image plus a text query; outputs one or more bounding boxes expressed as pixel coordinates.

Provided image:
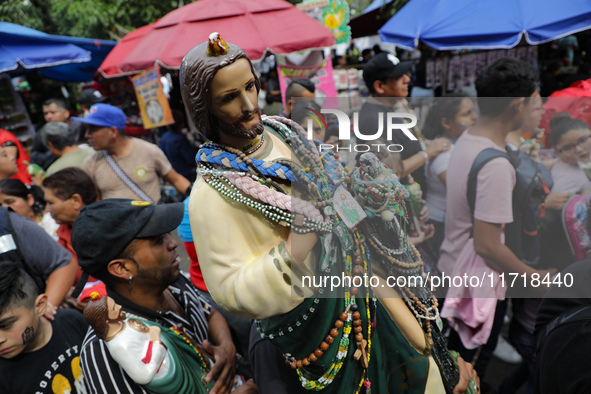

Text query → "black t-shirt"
[358,101,426,191]
[0,309,88,394]
[535,259,591,393]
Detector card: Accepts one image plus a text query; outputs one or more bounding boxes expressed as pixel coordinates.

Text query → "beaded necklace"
[169,326,210,370]
[201,163,332,234]
[241,133,264,154]
[197,115,451,391]
[197,117,340,234]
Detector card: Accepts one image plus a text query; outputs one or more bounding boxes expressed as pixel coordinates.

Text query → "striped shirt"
[80,275,211,393]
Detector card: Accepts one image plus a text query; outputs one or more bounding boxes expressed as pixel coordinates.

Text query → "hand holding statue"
[84,293,216,393]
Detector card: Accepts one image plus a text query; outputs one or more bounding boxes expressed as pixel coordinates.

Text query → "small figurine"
[354,152,408,222]
[519,128,543,160]
[83,293,214,393]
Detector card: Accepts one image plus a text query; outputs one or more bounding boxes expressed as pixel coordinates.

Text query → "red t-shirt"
[57,223,97,284]
[183,241,208,292]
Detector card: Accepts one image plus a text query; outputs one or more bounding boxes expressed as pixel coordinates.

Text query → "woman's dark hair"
[0,179,46,215]
[550,112,591,147]
[422,93,472,139]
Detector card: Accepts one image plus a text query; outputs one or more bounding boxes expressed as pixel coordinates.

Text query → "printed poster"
[277,59,338,108]
[131,66,173,129]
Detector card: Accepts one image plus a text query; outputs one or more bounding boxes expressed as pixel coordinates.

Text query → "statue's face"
[106,296,125,322]
[209,58,262,140]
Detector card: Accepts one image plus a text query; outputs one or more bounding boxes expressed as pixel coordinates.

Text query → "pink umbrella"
[99,0,335,78]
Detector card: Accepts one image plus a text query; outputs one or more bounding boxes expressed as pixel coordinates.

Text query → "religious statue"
[184,33,478,393]
[83,293,214,393]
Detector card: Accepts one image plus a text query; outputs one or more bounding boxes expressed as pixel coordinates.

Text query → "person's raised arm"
[401,138,450,178]
[473,220,555,295]
[163,169,191,196]
[44,257,77,319]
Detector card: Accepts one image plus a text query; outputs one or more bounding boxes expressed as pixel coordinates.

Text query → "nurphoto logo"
[303,107,417,153]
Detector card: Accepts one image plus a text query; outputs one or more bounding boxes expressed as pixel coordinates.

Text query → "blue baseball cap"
[71,103,126,130]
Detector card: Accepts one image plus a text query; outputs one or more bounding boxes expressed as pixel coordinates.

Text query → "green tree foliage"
[1,0,407,40]
[0,0,185,40]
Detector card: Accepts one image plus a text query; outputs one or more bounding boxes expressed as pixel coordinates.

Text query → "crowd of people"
[0,31,590,394]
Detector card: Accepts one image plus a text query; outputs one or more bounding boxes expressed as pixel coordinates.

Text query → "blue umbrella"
[362,0,393,15]
[0,23,91,74]
[379,0,591,50]
[0,22,116,82]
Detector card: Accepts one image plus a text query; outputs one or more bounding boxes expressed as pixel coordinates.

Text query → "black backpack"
[467,146,553,267]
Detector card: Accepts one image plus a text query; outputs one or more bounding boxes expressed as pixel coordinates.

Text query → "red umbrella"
[99,23,154,78]
[98,0,335,78]
[539,79,591,148]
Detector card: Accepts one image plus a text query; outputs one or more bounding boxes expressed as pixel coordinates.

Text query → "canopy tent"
[0,22,116,82]
[349,0,394,39]
[98,24,154,78]
[99,0,335,78]
[378,0,591,50]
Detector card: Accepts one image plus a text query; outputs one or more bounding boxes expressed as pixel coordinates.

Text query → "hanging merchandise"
[130,66,174,129]
[0,75,34,143]
[461,54,476,89]
[447,56,462,92]
[297,0,350,44]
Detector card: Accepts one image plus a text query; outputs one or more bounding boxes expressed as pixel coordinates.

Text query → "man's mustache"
[237,107,261,124]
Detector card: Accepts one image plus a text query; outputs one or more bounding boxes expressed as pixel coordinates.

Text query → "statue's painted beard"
[214,107,265,141]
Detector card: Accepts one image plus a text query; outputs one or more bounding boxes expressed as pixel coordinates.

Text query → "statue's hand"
[149,325,161,342]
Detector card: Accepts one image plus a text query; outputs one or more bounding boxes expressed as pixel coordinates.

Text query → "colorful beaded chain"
[350,165,408,215]
[287,308,351,370]
[296,319,352,390]
[169,326,210,370]
[203,164,332,234]
[365,227,440,345]
[196,115,442,390]
[255,289,324,339]
[241,132,264,154]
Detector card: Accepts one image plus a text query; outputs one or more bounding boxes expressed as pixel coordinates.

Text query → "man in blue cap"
[73,103,191,204]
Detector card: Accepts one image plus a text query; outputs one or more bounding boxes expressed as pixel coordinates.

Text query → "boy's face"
[0,306,41,359]
[511,91,540,131]
[42,103,69,123]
